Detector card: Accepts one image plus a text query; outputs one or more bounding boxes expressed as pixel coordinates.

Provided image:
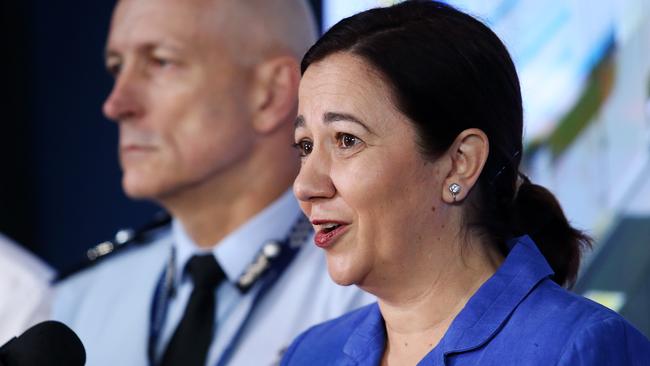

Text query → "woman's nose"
[293,152,336,204]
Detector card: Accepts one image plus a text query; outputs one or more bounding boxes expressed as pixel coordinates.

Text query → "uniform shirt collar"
[172,190,301,287]
[342,235,554,364]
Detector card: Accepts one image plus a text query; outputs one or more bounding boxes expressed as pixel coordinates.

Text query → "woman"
[282,1,650,365]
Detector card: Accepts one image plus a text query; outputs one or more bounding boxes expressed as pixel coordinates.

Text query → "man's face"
[103,0,257,202]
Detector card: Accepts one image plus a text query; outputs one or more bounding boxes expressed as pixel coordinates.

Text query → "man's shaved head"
[223,0,318,62]
[176,0,318,67]
[111,0,317,65]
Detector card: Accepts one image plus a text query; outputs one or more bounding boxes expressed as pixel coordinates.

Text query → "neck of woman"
[378,236,503,366]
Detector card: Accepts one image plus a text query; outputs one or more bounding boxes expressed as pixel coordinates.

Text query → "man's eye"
[337,133,360,149]
[151,57,173,68]
[106,62,121,77]
[293,140,313,157]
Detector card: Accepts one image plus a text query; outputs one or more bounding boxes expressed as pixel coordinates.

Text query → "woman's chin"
[325,256,365,286]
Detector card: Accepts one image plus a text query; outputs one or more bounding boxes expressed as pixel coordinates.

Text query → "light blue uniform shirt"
[53,190,374,366]
[282,235,650,365]
[158,190,305,365]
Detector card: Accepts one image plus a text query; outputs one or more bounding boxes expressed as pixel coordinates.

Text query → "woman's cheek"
[331,159,383,208]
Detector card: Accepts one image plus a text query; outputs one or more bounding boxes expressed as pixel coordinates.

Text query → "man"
[52,0,372,365]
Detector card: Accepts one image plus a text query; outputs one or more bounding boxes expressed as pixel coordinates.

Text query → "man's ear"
[249,56,300,134]
[441,128,489,203]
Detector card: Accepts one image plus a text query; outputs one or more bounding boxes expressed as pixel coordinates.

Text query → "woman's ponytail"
[509,177,592,288]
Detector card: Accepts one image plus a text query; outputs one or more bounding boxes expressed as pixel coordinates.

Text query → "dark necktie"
[161,254,226,366]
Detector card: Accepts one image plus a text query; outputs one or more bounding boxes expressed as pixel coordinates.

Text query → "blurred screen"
[321,0,650,235]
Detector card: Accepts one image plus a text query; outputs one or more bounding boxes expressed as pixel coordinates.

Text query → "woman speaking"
[282,1,650,365]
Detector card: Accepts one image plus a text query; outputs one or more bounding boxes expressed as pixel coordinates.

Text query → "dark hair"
[301,0,591,287]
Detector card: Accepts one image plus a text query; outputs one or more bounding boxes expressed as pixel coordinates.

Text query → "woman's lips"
[313,222,349,248]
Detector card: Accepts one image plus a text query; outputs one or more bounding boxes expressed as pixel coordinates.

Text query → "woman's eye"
[293,140,313,157]
[337,133,361,149]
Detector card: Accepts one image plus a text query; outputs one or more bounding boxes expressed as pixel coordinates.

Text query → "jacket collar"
[342,303,385,366]
[341,235,554,365]
[437,235,554,356]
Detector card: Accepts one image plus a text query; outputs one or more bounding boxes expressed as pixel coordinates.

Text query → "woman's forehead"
[299,53,399,119]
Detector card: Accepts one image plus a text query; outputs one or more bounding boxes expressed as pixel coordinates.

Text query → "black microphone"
[0,320,85,366]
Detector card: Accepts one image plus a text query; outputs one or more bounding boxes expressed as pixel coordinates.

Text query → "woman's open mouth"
[312,221,349,248]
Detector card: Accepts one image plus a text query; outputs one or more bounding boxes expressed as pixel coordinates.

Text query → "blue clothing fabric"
[282,235,650,366]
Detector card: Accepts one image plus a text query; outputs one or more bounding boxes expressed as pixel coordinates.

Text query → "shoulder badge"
[55,211,171,282]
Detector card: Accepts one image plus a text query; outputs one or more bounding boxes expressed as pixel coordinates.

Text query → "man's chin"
[121,176,162,201]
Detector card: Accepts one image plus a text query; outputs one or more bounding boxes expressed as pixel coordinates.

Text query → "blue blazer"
[282,236,650,365]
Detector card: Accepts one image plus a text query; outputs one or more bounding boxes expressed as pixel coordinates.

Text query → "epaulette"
[55,211,172,282]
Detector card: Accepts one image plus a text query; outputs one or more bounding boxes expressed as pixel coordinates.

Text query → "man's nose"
[102,68,143,123]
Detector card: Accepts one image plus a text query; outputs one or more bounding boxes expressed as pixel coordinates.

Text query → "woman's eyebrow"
[294,112,374,134]
[323,112,371,133]
[294,115,305,129]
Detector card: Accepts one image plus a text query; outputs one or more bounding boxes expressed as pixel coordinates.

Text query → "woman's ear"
[441,128,489,204]
[249,56,300,134]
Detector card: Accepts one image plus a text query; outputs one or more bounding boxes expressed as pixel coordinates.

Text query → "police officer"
[52,0,373,365]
